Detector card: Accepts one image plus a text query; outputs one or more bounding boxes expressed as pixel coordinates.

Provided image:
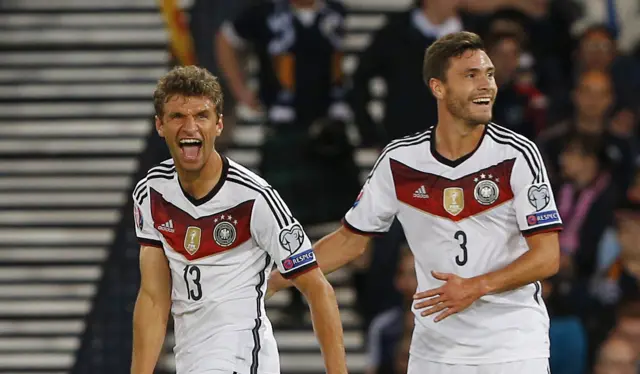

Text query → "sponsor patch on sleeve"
[526,210,560,226]
[282,248,316,271]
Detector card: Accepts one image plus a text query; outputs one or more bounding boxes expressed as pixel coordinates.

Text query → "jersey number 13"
[183,265,203,301]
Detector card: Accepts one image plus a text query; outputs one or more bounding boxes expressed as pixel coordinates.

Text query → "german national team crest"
[443,187,464,216]
[213,215,237,247]
[474,175,500,206]
[184,226,201,255]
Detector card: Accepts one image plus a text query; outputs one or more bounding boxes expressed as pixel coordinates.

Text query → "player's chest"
[149,188,254,260]
[391,158,517,221]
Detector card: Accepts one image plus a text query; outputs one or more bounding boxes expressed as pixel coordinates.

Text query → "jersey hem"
[138,237,163,248]
[341,217,385,237]
[409,351,549,365]
[283,261,318,279]
[522,223,563,237]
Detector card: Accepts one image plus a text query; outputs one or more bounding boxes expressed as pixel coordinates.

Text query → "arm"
[267,226,370,297]
[414,232,560,321]
[291,267,347,374]
[475,231,560,294]
[131,245,172,374]
[269,152,397,297]
[215,28,259,109]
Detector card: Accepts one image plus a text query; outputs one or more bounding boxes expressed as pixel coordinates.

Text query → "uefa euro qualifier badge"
[525,184,559,226]
[279,224,314,272]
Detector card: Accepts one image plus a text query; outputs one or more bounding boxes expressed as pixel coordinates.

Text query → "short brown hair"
[423,31,485,85]
[153,65,224,117]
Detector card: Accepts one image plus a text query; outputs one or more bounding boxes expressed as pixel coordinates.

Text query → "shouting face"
[155,95,223,174]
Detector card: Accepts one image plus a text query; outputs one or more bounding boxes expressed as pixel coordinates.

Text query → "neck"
[575,114,605,135]
[435,112,485,160]
[423,2,456,25]
[177,151,223,200]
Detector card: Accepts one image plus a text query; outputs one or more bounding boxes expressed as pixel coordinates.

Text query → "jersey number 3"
[183,265,203,301]
[454,231,468,266]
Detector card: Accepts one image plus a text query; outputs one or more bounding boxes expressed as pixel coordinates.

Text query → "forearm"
[267,228,367,297]
[131,291,170,374]
[305,282,348,374]
[314,228,367,275]
[214,33,248,99]
[475,240,559,295]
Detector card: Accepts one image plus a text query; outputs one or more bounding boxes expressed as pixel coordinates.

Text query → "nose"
[182,115,198,131]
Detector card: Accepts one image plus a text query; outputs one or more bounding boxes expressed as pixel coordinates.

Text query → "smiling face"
[156,95,223,173]
[424,32,497,128]
[431,49,498,126]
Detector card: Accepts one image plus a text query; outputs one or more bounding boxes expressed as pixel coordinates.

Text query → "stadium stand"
[0,0,411,373]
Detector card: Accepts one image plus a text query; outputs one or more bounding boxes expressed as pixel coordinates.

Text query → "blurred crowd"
[178,0,640,373]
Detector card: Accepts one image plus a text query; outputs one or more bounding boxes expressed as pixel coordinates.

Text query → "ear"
[155,115,165,138]
[429,78,445,100]
[216,114,224,136]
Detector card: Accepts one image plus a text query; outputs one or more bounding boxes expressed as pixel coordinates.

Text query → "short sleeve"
[220,3,267,47]
[511,147,563,236]
[251,191,317,279]
[343,153,398,235]
[132,185,163,248]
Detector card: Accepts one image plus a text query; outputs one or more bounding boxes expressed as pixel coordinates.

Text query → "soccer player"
[130,66,347,374]
[268,31,562,373]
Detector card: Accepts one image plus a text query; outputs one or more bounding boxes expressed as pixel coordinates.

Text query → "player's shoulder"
[380,129,434,160]
[485,122,542,157]
[132,158,176,202]
[225,158,272,196]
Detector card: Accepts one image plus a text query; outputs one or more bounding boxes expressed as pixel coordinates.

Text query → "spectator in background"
[594,336,638,374]
[188,0,257,150]
[537,69,635,190]
[572,25,640,113]
[614,305,640,352]
[348,0,468,146]
[477,4,577,114]
[557,135,616,281]
[365,248,416,374]
[485,31,547,139]
[572,0,640,54]
[215,0,361,325]
[544,134,615,374]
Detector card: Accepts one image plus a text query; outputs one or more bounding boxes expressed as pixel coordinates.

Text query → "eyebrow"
[464,67,495,74]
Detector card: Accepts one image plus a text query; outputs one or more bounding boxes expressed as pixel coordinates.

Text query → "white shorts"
[408,356,550,374]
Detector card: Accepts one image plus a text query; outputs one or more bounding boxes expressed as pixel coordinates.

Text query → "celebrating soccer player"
[130,66,347,374]
[269,31,562,374]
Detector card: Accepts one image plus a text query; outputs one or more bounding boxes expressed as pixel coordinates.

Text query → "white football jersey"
[133,156,317,374]
[344,123,563,364]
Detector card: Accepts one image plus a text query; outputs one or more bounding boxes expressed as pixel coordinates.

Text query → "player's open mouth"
[471,97,492,106]
[179,138,203,161]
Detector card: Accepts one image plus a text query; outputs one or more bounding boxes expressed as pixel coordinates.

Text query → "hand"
[413,271,485,322]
